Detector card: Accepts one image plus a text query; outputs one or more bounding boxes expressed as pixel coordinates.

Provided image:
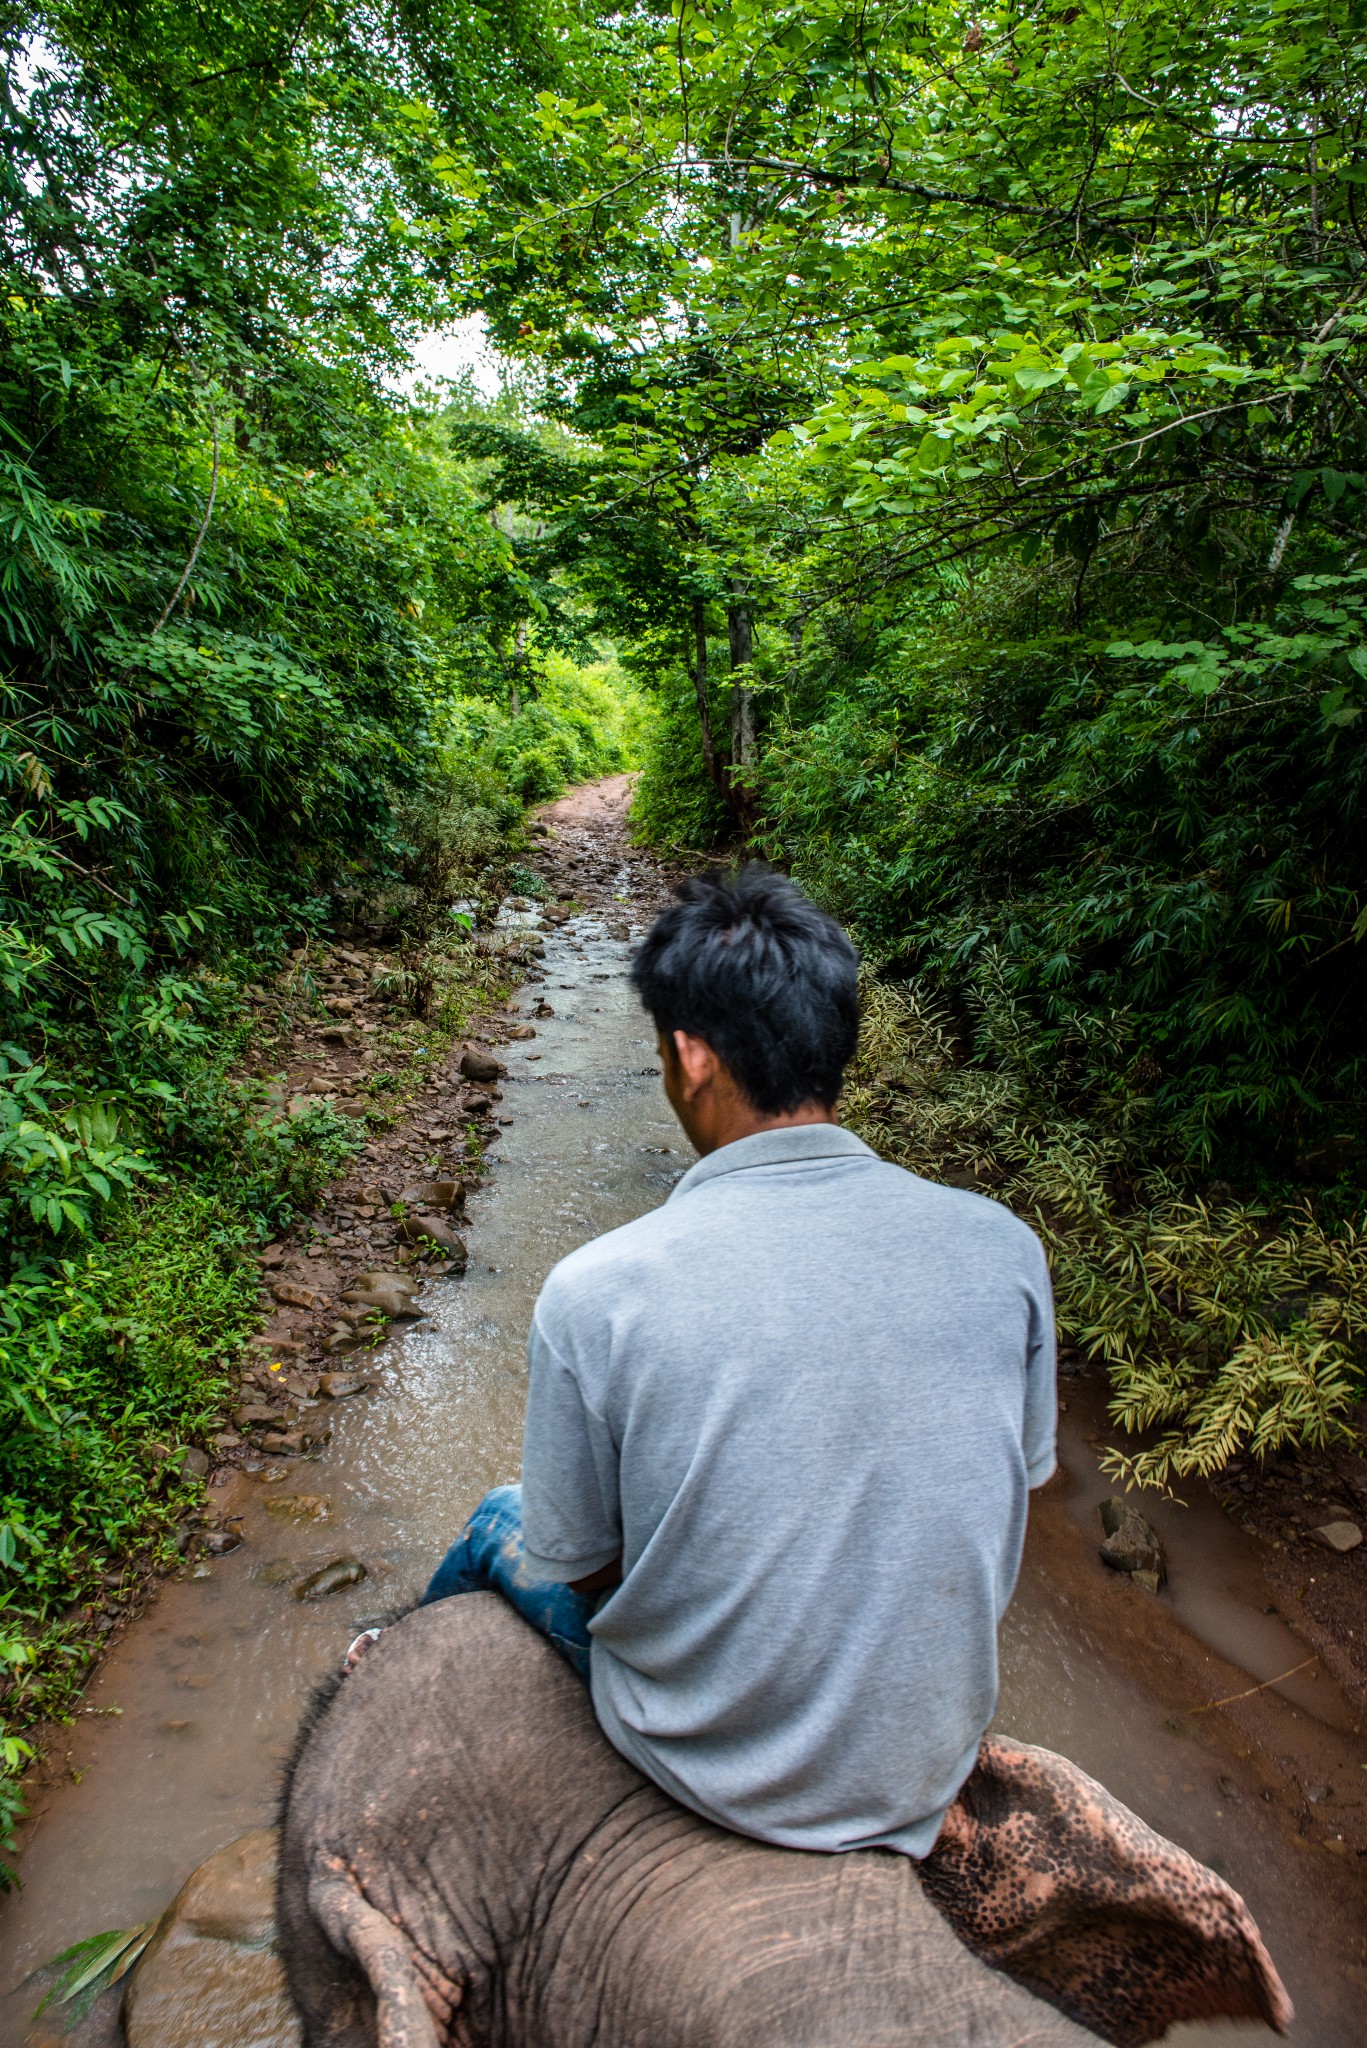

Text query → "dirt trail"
[1,777,1363,2044]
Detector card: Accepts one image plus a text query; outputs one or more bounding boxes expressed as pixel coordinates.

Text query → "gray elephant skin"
[279,1593,1293,2048]
[278,1592,1104,2048]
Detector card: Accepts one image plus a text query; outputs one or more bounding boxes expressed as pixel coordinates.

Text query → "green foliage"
[0,0,631,1861]
[753,565,1367,1171]
[448,0,1367,1476]
[467,0,1367,1166]
[844,975,1365,1492]
[445,652,650,807]
[29,1923,158,2024]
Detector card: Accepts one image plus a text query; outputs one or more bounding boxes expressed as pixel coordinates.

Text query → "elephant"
[277,1592,1290,2048]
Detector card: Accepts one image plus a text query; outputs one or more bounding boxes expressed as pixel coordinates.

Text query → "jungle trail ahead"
[0,780,1364,2048]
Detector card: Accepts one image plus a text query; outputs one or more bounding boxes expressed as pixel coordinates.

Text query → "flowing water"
[1,795,1363,2044]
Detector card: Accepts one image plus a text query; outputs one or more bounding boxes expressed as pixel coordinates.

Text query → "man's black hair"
[629,865,860,1113]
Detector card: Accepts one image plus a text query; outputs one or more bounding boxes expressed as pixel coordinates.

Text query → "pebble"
[1310,1520,1362,1553]
[263,1494,331,1521]
[235,1404,280,1429]
[342,1273,422,1319]
[271,1279,323,1311]
[317,1373,372,1400]
[460,1048,506,1082]
[398,1214,468,1261]
[295,1558,367,1600]
[1097,1497,1166,1588]
[399,1179,465,1211]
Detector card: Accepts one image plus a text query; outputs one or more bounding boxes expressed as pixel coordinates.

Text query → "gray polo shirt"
[521,1123,1056,1858]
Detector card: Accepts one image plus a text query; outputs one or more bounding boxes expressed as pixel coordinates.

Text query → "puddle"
[1,898,1363,2042]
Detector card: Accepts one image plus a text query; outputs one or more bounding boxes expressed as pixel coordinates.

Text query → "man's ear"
[672,1030,721,1101]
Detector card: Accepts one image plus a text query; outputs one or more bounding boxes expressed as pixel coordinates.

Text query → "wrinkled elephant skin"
[277,1595,1285,2048]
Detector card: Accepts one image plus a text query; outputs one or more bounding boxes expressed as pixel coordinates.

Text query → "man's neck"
[689,1098,839,1158]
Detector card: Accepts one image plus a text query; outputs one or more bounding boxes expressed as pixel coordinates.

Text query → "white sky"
[396,313,505,398]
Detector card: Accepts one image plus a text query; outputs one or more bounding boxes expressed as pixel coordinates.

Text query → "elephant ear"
[918,1736,1293,2048]
[309,1859,464,2048]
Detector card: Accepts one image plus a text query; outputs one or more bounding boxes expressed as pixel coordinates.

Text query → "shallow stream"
[1,868,1363,2044]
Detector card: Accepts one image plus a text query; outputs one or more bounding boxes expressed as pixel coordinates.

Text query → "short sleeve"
[521,1308,622,1581]
[1022,1238,1058,1488]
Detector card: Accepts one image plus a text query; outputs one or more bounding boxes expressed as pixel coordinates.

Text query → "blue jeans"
[421,1483,596,1682]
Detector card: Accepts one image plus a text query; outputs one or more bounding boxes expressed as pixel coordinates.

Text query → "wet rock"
[253,1559,299,1585]
[271,1279,323,1311]
[234,1404,280,1430]
[1310,1519,1362,1553]
[123,1827,300,2048]
[263,1493,330,1521]
[178,1448,210,1481]
[1097,1497,1166,1587]
[464,1091,493,1115]
[295,1557,367,1600]
[532,999,554,1017]
[342,1271,422,1319]
[324,1323,362,1353]
[460,1047,506,1083]
[202,1528,243,1556]
[317,1371,372,1399]
[398,1214,468,1263]
[508,1024,536,1040]
[399,1178,465,1212]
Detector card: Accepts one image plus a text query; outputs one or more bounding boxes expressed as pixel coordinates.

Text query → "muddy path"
[2,777,1364,2044]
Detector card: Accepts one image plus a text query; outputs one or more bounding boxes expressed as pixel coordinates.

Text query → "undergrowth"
[0,778,545,1880]
[843,971,1367,1495]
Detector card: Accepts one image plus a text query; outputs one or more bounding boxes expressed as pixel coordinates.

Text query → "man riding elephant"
[357,865,1058,1857]
[291,868,1288,2046]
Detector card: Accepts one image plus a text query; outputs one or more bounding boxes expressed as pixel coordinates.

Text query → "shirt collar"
[669,1122,873,1200]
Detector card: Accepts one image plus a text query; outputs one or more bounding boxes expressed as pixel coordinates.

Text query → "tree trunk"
[510,619,527,716]
[727,584,756,802]
[690,597,718,789]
